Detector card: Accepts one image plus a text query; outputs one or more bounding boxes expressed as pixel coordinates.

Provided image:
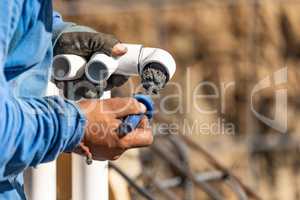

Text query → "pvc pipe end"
[52,56,71,79]
[86,54,118,83]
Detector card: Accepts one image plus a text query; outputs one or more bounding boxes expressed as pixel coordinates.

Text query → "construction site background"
[54,0,300,199]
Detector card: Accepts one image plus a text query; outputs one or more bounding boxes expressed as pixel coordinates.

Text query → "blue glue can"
[118,94,154,137]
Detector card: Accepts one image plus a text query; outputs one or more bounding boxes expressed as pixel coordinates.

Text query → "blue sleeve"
[53,11,64,26]
[52,11,74,45]
[0,2,86,180]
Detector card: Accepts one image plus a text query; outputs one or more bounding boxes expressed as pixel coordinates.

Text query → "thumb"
[111,43,128,57]
[94,32,123,56]
[119,127,153,149]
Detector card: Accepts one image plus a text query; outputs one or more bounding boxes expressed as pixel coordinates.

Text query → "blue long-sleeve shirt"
[0,1,86,199]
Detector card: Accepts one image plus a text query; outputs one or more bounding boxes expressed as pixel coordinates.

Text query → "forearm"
[0,86,86,180]
[0,0,87,181]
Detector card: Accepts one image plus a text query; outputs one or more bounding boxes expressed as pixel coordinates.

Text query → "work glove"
[53,25,129,91]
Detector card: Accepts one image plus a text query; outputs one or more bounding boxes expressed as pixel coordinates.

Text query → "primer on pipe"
[72,91,110,200]
[24,81,60,200]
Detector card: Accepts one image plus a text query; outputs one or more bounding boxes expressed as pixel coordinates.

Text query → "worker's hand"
[53,28,129,89]
[74,97,153,161]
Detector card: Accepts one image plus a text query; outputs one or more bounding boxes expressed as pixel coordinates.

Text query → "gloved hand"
[53,26,129,90]
[74,97,153,161]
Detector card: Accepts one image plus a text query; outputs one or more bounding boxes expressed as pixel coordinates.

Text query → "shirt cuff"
[63,100,87,152]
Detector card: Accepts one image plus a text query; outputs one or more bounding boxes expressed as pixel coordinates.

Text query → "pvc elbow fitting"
[137,47,176,82]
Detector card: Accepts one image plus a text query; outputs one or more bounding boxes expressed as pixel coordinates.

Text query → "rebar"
[109,162,155,200]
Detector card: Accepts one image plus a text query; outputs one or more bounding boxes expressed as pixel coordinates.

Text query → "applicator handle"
[118,94,154,137]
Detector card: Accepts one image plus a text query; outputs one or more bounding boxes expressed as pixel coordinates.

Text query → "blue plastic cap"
[118,94,154,137]
[133,94,154,119]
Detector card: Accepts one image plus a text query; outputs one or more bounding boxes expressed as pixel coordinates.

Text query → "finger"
[94,33,119,56]
[105,98,147,118]
[111,43,128,57]
[92,148,125,161]
[110,119,122,132]
[119,127,153,148]
[106,74,129,89]
[137,116,149,129]
[111,155,121,161]
[54,32,94,58]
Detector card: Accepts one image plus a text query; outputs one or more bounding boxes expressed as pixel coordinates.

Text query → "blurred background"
[54,0,300,199]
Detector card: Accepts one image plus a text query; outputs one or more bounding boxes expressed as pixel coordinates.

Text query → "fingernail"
[139,103,147,113]
[115,43,127,52]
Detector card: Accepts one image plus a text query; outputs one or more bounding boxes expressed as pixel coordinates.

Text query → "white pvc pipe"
[24,162,57,200]
[24,81,60,200]
[113,44,142,76]
[138,47,176,79]
[86,54,118,83]
[52,54,86,80]
[72,91,110,200]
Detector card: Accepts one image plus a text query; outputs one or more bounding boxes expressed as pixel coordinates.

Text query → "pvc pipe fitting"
[87,44,176,81]
[52,54,86,80]
[52,44,176,83]
[85,54,118,84]
[138,47,176,81]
